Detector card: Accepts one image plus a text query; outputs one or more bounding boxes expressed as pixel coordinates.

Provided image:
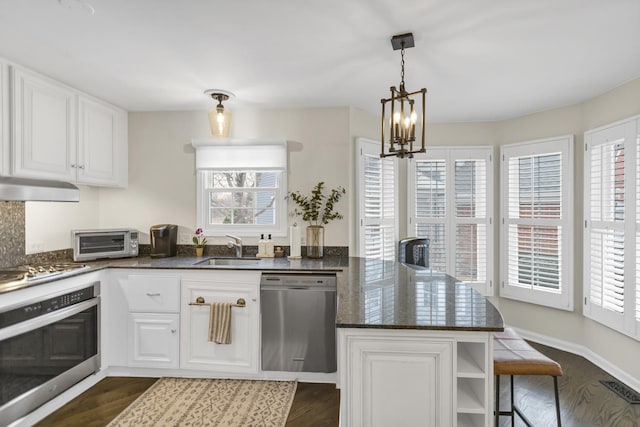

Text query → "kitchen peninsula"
[1,255,502,427]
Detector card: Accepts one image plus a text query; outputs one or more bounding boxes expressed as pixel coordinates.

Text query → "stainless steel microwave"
[71,229,139,261]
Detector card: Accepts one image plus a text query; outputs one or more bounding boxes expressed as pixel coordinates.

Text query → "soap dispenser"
[258,234,267,257]
[266,234,275,257]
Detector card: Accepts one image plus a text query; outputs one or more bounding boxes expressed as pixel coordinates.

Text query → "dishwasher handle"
[260,285,335,292]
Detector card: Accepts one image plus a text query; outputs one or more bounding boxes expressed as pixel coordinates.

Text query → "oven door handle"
[0,298,99,341]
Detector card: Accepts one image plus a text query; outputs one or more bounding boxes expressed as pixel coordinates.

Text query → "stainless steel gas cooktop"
[0,263,89,294]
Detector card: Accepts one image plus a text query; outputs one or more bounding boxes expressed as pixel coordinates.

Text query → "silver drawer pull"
[146,292,161,296]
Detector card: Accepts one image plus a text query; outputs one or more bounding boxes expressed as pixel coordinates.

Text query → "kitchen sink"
[194,257,261,266]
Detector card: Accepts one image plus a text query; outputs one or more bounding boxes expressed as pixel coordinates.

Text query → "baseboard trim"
[512,326,640,394]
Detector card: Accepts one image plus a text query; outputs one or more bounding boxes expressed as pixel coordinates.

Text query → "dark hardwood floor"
[35,377,158,427]
[36,378,339,427]
[497,342,640,427]
[36,343,640,427]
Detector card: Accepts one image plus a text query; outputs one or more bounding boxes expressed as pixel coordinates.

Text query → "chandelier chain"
[400,43,405,88]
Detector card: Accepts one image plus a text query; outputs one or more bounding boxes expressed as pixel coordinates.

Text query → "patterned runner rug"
[107,377,298,427]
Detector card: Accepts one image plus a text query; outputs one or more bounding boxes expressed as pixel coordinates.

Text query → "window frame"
[500,135,574,310]
[408,146,494,296]
[583,115,640,339]
[196,169,288,237]
[356,138,398,260]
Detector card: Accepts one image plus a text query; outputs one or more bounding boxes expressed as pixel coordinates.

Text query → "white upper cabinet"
[78,94,127,187]
[0,59,8,176]
[9,63,127,187]
[12,66,77,182]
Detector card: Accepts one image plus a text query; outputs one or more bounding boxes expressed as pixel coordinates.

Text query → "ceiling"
[0,0,639,122]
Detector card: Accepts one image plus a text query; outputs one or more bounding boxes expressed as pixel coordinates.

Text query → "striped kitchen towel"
[208,302,232,344]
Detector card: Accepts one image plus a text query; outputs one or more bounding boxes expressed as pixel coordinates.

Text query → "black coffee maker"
[150,224,178,258]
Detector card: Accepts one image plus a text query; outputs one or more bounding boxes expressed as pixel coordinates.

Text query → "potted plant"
[192,227,207,257]
[289,182,346,258]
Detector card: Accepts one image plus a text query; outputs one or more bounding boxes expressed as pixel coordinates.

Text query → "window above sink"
[193,140,288,237]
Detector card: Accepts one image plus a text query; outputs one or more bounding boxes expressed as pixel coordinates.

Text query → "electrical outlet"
[178,234,191,244]
[28,242,44,253]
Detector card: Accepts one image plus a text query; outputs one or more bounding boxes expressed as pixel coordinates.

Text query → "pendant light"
[204,89,234,137]
[380,33,427,159]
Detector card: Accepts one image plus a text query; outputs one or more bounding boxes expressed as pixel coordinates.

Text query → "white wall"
[99,107,352,246]
[25,185,101,253]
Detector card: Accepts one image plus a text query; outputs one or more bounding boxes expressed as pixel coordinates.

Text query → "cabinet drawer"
[124,275,180,312]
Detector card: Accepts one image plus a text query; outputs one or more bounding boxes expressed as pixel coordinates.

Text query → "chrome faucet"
[225,234,243,258]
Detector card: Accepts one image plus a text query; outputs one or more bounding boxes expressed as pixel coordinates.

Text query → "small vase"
[195,247,204,257]
[306,225,324,258]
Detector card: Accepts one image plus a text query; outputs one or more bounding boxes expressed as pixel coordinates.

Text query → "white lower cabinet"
[181,271,260,374]
[338,329,492,427]
[120,273,181,369]
[128,313,179,368]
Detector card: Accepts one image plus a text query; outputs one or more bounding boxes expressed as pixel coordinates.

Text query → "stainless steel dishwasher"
[260,273,337,373]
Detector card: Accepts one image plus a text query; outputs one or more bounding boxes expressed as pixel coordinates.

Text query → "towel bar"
[189,296,246,307]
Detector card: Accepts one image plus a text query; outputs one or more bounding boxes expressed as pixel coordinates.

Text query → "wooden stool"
[493,328,563,426]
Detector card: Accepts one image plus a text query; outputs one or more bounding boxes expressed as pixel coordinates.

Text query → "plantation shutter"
[507,153,562,291]
[357,139,397,260]
[412,151,447,272]
[454,157,490,287]
[500,136,573,310]
[584,120,638,333]
[409,147,493,295]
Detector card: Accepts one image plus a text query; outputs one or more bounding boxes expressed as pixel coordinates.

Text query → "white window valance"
[191,139,287,170]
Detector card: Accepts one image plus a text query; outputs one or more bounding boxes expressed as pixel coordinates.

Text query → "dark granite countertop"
[3,255,503,332]
[83,255,348,272]
[337,258,504,332]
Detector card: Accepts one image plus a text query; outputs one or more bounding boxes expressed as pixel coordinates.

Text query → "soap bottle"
[258,234,267,257]
[266,234,275,257]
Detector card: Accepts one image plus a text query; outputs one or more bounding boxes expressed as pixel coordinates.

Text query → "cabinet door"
[0,60,8,176]
[11,67,77,181]
[344,333,454,427]
[77,95,127,187]
[181,278,259,374]
[128,313,179,368]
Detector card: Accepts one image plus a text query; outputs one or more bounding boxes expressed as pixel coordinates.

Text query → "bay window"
[500,135,573,310]
[409,147,493,295]
[356,138,398,260]
[584,116,640,339]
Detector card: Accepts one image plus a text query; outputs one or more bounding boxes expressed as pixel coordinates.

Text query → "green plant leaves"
[288,181,346,226]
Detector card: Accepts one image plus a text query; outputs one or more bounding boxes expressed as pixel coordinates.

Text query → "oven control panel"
[0,285,97,329]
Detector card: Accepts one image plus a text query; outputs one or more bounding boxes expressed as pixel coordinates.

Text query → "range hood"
[0,176,80,202]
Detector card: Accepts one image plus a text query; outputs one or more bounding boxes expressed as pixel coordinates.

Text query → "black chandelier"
[380,33,427,159]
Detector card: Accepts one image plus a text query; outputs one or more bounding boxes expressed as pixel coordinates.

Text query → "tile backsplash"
[0,201,26,268]
[0,202,73,268]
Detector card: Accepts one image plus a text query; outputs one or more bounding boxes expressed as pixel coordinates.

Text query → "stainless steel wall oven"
[0,282,100,427]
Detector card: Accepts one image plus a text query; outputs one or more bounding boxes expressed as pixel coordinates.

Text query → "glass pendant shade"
[204,89,234,138]
[208,107,232,137]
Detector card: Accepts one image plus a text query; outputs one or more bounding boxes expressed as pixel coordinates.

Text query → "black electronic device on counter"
[150,224,178,258]
[398,237,430,267]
